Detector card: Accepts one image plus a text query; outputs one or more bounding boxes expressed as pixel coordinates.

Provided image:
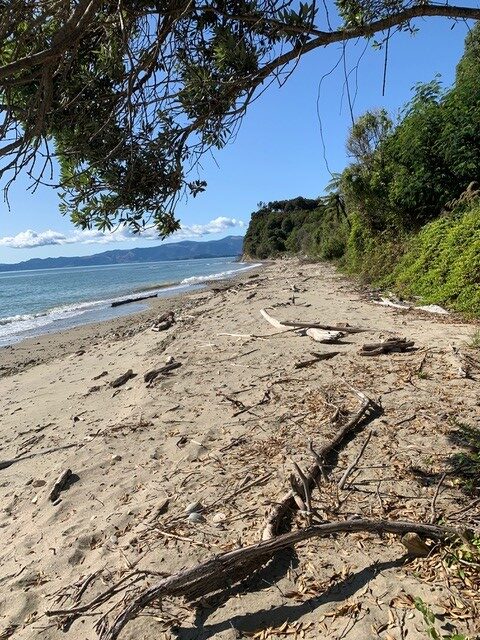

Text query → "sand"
[0,260,478,640]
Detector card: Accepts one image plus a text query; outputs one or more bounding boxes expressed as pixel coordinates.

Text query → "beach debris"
[185,500,203,514]
[450,345,475,378]
[187,511,206,524]
[32,479,46,488]
[416,304,449,315]
[304,327,344,343]
[372,295,412,309]
[212,512,227,527]
[110,369,136,388]
[111,293,158,308]
[260,308,365,336]
[87,385,101,394]
[92,370,109,380]
[49,469,73,502]
[151,311,175,332]
[111,454,122,464]
[148,499,170,522]
[401,532,430,557]
[144,361,181,385]
[359,337,415,356]
[294,351,340,368]
[165,355,175,365]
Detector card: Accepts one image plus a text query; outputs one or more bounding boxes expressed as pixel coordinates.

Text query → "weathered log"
[111,294,157,308]
[49,469,73,502]
[359,337,415,356]
[110,370,136,388]
[80,519,458,640]
[144,361,181,384]
[260,309,365,334]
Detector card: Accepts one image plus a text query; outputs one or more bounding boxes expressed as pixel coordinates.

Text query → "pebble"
[32,479,46,488]
[165,355,175,365]
[111,454,122,464]
[212,512,226,527]
[185,500,203,514]
[187,512,206,523]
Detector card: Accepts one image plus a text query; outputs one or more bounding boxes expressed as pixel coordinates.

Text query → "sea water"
[0,257,260,346]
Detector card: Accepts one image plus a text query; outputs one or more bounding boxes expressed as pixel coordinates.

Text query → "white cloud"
[0,217,245,249]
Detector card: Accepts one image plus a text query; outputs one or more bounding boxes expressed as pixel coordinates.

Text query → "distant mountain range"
[0,236,244,272]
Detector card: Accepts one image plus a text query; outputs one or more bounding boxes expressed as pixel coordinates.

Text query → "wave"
[180,263,261,285]
[0,262,262,344]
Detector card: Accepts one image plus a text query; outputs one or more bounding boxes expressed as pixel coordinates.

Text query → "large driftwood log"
[111,293,157,308]
[260,309,344,342]
[66,519,457,640]
[262,387,378,540]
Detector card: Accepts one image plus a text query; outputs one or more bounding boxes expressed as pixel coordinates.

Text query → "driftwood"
[262,386,379,540]
[110,370,136,388]
[49,469,73,502]
[111,293,158,308]
[151,311,175,332]
[359,337,415,356]
[144,361,182,385]
[260,309,344,342]
[280,320,367,334]
[294,351,340,369]
[59,519,458,640]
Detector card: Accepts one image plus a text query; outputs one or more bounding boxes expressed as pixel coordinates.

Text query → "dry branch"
[110,370,136,388]
[260,309,344,342]
[59,519,459,640]
[49,469,73,502]
[262,386,379,540]
[359,337,415,356]
[144,361,181,385]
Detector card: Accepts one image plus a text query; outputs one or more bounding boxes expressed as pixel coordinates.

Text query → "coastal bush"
[392,202,480,315]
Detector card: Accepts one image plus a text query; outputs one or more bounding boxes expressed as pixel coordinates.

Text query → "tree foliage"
[1,0,480,235]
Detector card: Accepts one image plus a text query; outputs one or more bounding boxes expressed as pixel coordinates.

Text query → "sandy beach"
[0,259,478,640]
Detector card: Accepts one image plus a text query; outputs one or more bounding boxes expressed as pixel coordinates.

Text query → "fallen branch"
[110,370,136,388]
[359,337,415,356]
[262,385,379,540]
[144,361,181,385]
[63,519,459,640]
[260,309,344,342]
[294,351,340,369]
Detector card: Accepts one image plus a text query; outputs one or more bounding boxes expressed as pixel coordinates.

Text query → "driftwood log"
[110,370,136,388]
[144,361,182,385]
[111,293,157,308]
[260,309,344,343]
[53,519,459,640]
[359,337,415,356]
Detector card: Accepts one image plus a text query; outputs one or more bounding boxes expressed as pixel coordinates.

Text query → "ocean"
[0,257,260,346]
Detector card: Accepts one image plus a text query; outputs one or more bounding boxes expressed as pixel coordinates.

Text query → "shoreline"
[0,263,264,377]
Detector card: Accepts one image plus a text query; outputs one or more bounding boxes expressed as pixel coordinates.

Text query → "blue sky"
[0,15,473,263]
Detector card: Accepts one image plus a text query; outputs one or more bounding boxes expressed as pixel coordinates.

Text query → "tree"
[1,0,480,236]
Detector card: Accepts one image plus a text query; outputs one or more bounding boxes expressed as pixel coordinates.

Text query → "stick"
[262,386,379,540]
[49,469,73,502]
[144,362,181,385]
[430,472,447,523]
[338,431,373,490]
[110,370,136,388]
[79,519,460,640]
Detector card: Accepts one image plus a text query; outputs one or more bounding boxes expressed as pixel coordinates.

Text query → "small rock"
[185,500,203,514]
[401,532,430,557]
[165,355,175,365]
[111,454,122,464]
[32,479,46,488]
[31,495,38,504]
[212,512,226,527]
[187,512,206,523]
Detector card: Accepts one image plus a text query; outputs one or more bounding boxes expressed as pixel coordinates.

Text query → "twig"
[430,472,447,523]
[338,431,373,490]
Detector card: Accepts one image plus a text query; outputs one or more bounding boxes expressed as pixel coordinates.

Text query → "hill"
[0,236,244,272]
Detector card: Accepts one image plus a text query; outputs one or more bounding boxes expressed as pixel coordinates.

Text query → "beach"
[0,259,478,640]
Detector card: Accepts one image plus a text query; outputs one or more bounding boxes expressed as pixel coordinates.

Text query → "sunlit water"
[0,257,260,346]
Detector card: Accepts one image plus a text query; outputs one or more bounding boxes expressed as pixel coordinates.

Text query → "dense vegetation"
[2,2,480,235]
[243,25,480,316]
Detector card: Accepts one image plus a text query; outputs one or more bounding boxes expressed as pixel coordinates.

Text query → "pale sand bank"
[0,260,478,640]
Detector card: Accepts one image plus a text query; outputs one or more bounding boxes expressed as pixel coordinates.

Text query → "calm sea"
[0,257,260,346]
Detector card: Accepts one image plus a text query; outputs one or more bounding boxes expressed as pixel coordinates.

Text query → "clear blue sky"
[0,15,473,263]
